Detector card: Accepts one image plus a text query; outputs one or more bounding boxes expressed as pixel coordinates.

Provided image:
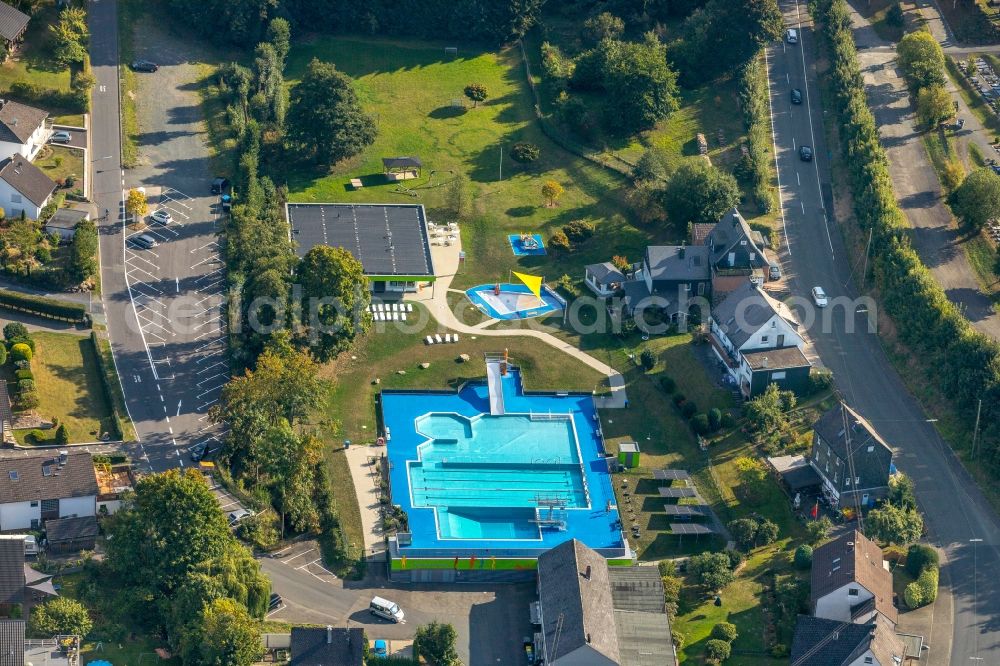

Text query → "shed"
[618,441,639,468]
[45,208,89,243]
[0,2,29,51]
[45,515,99,554]
[382,156,422,181]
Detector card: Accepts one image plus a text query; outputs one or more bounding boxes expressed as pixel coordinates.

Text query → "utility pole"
[498,145,503,182]
[971,398,983,459]
[861,227,873,288]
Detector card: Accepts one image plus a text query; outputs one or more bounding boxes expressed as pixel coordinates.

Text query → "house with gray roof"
[0,535,57,612]
[584,262,628,297]
[708,281,811,398]
[609,245,711,323]
[0,100,50,163]
[790,614,906,666]
[0,3,29,55]
[534,539,675,666]
[0,156,55,220]
[810,404,894,510]
[0,619,24,666]
[290,626,364,666]
[0,451,98,531]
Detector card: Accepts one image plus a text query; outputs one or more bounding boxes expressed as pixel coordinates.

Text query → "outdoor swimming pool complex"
[381,368,624,558]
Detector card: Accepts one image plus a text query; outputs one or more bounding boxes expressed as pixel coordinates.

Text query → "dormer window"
[740,240,747,245]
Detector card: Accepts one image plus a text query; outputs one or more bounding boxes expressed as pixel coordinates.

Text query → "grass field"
[0,3,72,94]
[34,145,83,187]
[13,332,114,443]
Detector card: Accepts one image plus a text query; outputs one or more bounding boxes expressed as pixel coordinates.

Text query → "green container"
[618,441,640,468]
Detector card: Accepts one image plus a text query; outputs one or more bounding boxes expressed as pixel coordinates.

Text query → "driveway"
[50,125,87,150]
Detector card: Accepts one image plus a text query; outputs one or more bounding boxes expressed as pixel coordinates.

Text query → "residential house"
[812,530,897,625]
[0,100,50,163]
[95,463,134,515]
[708,281,812,398]
[0,535,56,614]
[44,208,89,243]
[289,626,364,666]
[0,619,24,666]
[584,262,628,298]
[0,3,29,56]
[0,452,98,531]
[534,538,675,666]
[697,207,771,298]
[44,516,99,555]
[618,245,712,322]
[810,404,894,510]
[0,157,55,220]
[790,614,906,666]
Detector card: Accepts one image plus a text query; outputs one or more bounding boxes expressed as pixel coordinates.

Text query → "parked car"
[369,596,405,623]
[812,286,829,307]
[786,28,799,44]
[790,88,802,105]
[133,234,158,249]
[131,60,158,72]
[228,509,253,526]
[189,442,207,462]
[799,145,813,161]
[150,209,172,225]
[769,263,781,280]
[49,130,72,143]
[268,593,282,610]
[371,640,389,659]
[211,176,230,194]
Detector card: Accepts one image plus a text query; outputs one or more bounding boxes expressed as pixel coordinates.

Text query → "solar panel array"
[670,523,714,535]
[662,504,709,517]
[658,487,697,498]
[652,469,690,481]
[287,203,434,276]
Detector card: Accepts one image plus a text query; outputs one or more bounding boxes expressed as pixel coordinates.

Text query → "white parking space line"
[197,361,228,374]
[126,251,159,269]
[191,241,219,253]
[130,282,164,298]
[197,399,219,411]
[283,548,315,564]
[197,373,228,386]
[297,557,323,571]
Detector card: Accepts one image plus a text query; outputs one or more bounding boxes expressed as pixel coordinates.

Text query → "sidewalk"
[342,444,388,557]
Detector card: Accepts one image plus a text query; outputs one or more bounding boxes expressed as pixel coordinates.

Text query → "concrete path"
[406,240,628,408]
[343,444,389,556]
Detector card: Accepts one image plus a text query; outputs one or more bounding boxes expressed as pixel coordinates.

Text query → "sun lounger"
[452,334,459,343]
[426,336,434,345]
[444,334,452,343]
[393,312,400,321]
[401,313,407,321]
[406,303,413,312]
[435,334,443,344]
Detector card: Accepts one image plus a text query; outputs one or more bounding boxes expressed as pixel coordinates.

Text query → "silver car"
[50,130,71,143]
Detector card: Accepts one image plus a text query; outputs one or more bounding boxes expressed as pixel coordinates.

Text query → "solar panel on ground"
[652,469,690,481]
[658,487,697,498]
[662,504,709,517]
[670,523,714,535]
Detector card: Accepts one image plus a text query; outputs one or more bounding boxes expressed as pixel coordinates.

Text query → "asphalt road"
[88,0,226,473]
[772,1,1000,662]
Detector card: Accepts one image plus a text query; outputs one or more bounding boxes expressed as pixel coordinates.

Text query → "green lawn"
[13,332,115,443]
[33,145,83,188]
[0,2,72,94]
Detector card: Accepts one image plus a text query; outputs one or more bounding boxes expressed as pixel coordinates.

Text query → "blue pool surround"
[464,282,564,320]
[507,233,547,256]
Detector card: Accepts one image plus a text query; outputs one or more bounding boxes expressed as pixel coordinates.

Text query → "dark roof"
[0,2,27,44]
[712,282,799,350]
[621,279,651,307]
[670,523,714,534]
[653,469,690,481]
[382,156,422,169]
[46,208,89,229]
[645,245,711,283]
[813,404,893,491]
[0,536,24,605]
[743,346,811,371]
[811,530,897,624]
[537,538,620,664]
[782,464,822,490]
[0,157,55,208]
[45,515,99,543]
[658,486,697,498]
[290,627,365,666]
[790,615,904,666]
[662,504,710,517]
[706,208,768,268]
[614,610,674,666]
[0,100,46,144]
[608,566,667,614]
[0,451,99,505]
[585,262,625,284]
[0,619,24,666]
[287,203,434,277]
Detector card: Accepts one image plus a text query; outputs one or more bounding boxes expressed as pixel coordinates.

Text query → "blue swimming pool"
[508,233,547,256]
[465,283,564,320]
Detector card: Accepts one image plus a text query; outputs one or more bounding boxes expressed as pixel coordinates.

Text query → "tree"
[807,516,833,544]
[54,424,68,445]
[266,17,291,66]
[549,230,571,254]
[729,517,759,550]
[4,322,28,341]
[949,167,1000,229]
[286,59,377,165]
[68,219,98,283]
[197,598,264,666]
[888,473,917,511]
[125,188,148,223]
[511,142,540,163]
[756,518,779,546]
[582,12,625,45]
[885,2,904,28]
[463,83,488,107]
[794,544,813,569]
[29,597,92,638]
[674,0,783,83]
[865,503,923,545]
[251,42,288,128]
[297,245,371,361]
[897,31,945,90]
[662,161,740,225]
[705,638,732,662]
[688,552,735,590]
[916,84,952,127]
[542,180,564,207]
[906,544,939,577]
[50,7,88,66]
[413,621,460,666]
[611,255,631,272]
[639,348,656,370]
[734,456,768,504]
[633,148,669,183]
[711,622,738,642]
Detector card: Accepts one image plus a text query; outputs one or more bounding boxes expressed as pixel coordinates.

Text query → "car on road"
[370,596,405,623]
[132,234,158,249]
[812,286,829,308]
[769,263,781,280]
[150,209,173,225]
[371,640,388,659]
[211,176,230,194]
[131,60,158,72]
[791,88,802,105]
[786,28,798,44]
[49,130,72,143]
[799,145,813,161]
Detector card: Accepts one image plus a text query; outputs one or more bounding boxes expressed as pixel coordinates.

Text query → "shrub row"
[737,55,776,213]
[0,289,87,323]
[89,332,124,441]
[904,564,939,609]
[812,0,1000,467]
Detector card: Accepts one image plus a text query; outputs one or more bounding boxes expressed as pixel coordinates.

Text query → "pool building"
[380,355,630,582]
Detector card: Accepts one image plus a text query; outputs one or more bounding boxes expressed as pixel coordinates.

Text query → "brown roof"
[691,223,716,246]
[0,451,98,505]
[811,530,897,624]
[0,100,47,144]
[742,346,811,371]
[0,157,55,207]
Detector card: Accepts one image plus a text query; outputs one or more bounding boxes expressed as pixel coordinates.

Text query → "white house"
[812,530,896,625]
[0,100,50,162]
[790,614,906,666]
[0,156,55,219]
[583,262,627,297]
[0,451,98,531]
[708,281,811,398]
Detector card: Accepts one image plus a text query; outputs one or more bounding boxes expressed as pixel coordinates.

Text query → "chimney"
[327,625,333,644]
[583,565,592,580]
[586,633,592,644]
[762,357,768,368]
[58,450,68,465]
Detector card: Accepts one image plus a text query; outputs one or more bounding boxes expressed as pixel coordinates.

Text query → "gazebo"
[0,2,28,57]
[382,156,422,182]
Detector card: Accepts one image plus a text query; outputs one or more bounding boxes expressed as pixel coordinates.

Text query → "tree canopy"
[897,31,946,90]
[661,161,741,225]
[413,621,460,666]
[29,597,92,638]
[864,503,923,546]
[297,245,371,360]
[674,0,783,83]
[949,167,1000,229]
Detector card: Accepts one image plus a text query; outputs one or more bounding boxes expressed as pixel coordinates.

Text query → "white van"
[786,28,799,44]
[369,596,405,623]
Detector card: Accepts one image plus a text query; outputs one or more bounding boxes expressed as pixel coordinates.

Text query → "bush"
[17,390,39,411]
[771,643,790,658]
[705,638,732,662]
[904,580,925,609]
[708,408,722,431]
[691,413,710,434]
[712,622,738,642]
[672,392,686,406]
[238,511,280,550]
[681,401,698,419]
[672,631,685,649]
[3,322,28,340]
[808,369,833,394]
[886,2,904,27]
[28,597,92,638]
[721,412,736,428]
[659,375,676,393]
[0,288,87,322]
[27,429,46,443]
[917,565,939,604]
[549,230,571,254]
[511,142,540,163]
[726,548,746,570]
[54,424,69,445]
[906,544,939,577]
[10,336,35,352]
[14,369,32,381]
[794,544,813,570]
[16,379,35,393]
[0,344,9,366]
[10,343,31,363]
[639,348,656,370]
[563,220,595,243]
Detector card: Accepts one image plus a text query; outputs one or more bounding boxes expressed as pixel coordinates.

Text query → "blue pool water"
[382,369,623,554]
[465,283,564,320]
[508,233,547,256]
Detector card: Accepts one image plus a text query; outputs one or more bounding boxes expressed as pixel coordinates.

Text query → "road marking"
[297,557,323,571]
[176,277,180,293]
[764,47,791,257]
[796,172,800,186]
[792,137,796,150]
[801,201,806,214]
[197,361,227,374]
[197,399,219,411]
[177,400,182,416]
[168,427,173,434]
[198,373,228,386]
[284,549,315,563]
[786,72,790,84]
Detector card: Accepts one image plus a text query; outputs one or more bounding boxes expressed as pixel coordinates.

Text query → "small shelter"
[382,156,422,182]
[0,2,28,56]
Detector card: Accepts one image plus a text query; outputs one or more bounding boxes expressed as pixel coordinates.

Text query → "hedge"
[738,55,776,213]
[812,0,1000,468]
[89,332,125,441]
[0,289,88,323]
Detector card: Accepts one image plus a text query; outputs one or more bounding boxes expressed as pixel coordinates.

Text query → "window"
[697,282,706,296]
[867,445,874,453]
[10,193,21,203]
[771,371,786,380]
[761,336,769,343]
[30,500,38,507]
[7,470,16,481]
[864,658,873,664]
[855,476,861,485]
[848,588,859,596]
